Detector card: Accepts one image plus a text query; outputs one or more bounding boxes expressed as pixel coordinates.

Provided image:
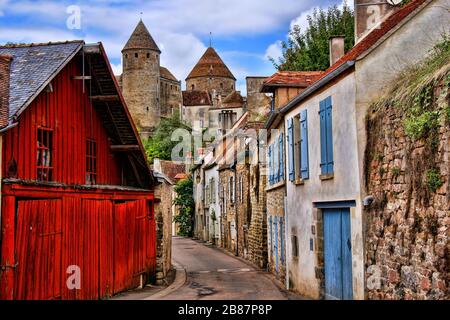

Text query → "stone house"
[271,0,449,300]
[117,20,182,138]
[263,71,323,286]
[152,159,186,284]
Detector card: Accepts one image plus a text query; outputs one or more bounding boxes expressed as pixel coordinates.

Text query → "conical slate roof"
[186,47,236,80]
[122,20,161,53]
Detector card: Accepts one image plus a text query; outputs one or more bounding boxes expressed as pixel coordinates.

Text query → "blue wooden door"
[323,208,352,300]
[274,217,279,272]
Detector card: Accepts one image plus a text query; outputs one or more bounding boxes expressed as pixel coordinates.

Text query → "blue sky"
[0,0,352,94]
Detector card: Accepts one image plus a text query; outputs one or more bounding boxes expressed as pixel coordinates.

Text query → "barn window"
[37,128,53,182]
[86,139,97,185]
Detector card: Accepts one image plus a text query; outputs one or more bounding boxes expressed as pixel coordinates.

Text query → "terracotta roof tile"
[182,90,212,106]
[312,0,429,86]
[160,66,178,82]
[222,91,244,108]
[262,71,324,91]
[159,160,186,180]
[186,47,236,80]
[123,20,160,53]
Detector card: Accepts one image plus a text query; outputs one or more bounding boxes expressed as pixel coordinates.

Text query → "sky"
[0,0,353,94]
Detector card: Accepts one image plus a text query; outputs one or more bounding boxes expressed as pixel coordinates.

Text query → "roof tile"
[186,47,236,80]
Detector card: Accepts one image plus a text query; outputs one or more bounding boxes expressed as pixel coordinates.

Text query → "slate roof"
[186,47,236,80]
[182,90,212,106]
[261,71,324,92]
[0,41,83,123]
[123,20,161,53]
[160,66,178,82]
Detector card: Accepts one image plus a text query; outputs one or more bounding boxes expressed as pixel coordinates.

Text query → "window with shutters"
[268,132,285,186]
[299,109,309,180]
[319,96,334,178]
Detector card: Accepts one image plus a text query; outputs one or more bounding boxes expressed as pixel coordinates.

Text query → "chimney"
[329,36,345,66]
[354,0,399,43]
[0,54,12,129]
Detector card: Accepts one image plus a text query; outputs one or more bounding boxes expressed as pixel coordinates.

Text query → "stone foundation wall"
[247,163,268,269]
[267,185,286,282]
[154,181,173,283]
[364,80,449,300]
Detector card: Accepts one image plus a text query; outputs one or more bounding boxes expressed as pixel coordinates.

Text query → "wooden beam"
[90,95,120,102]
[73,76,92,80]
[110,145,140,152]
[83,44,101,54]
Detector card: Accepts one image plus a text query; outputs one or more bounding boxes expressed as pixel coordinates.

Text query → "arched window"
[147,53,150,58]
[191,84,195,91]
[135,53,138,58]
[220,83,224,90]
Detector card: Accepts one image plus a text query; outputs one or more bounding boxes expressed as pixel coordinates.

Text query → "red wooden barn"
[0,41,156,300]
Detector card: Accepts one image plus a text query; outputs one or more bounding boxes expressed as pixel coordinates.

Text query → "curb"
[143,260,187,300]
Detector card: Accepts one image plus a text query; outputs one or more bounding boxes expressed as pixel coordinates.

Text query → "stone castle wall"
[187,76,235,97]
[160,78,182,118]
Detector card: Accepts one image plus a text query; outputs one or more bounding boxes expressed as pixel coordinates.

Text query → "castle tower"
[122,20,161,138]
[186,47,236,98]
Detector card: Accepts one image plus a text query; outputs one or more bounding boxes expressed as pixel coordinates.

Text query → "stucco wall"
[284,73,365,299]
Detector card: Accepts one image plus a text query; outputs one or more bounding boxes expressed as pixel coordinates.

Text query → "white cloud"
[0,0,9,16]
[265,41,283,63]
[1,0,345,92]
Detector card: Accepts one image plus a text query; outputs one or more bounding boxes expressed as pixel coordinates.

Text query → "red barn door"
[14,199,63,300]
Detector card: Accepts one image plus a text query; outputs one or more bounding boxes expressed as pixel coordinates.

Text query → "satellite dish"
[387,0,403,5]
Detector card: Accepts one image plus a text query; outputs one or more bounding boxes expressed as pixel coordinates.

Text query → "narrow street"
[160,237,295,300]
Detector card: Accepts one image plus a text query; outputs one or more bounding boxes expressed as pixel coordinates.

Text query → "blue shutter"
[280,217,285,264]
[319,99,328,175]
[300,109,309,180]
[279,133,284,181]
[287,118,295,181]
[325,97,334,174]
[274,139,279,183]
[268,145,273,184]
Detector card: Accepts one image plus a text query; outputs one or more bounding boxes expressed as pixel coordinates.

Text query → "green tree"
[173,176,195,237]
[272,2,354,71]
[143,111,191,164]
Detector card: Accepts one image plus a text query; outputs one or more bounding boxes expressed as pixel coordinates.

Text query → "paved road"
[161,237,291,300]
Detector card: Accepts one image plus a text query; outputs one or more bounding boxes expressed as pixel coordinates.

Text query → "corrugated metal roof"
[0,41,83,122]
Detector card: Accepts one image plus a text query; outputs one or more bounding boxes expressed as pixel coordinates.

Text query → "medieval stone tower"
[186,47,236,98]
[119,20,181,139]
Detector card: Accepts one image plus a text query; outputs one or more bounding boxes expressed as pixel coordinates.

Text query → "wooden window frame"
[86,139,97,185]
[36,127,54,182]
